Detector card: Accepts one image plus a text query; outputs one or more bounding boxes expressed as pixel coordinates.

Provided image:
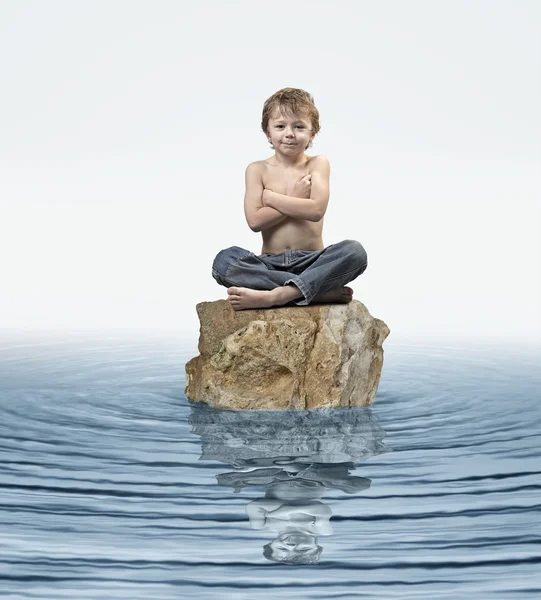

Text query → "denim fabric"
[211,239,367,306]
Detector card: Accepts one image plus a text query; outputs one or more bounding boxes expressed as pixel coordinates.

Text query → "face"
[268,533,319,562]
[267,108,315,152]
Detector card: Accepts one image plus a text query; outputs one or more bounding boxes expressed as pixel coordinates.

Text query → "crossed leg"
[227,283,353,311]
[214,240,365,311]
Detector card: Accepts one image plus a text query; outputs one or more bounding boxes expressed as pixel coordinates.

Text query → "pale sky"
[1,0,539,344]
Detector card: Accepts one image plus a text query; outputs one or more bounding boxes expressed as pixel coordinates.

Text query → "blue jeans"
[211,239,367,306]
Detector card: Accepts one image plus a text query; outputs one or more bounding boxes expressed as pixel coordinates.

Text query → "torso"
[251,499,326,534]
[259,155,324,254]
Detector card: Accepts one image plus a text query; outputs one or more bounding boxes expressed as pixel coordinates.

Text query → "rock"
[189,403,389,494]
[184,299,390,410]
[188,403,390,465]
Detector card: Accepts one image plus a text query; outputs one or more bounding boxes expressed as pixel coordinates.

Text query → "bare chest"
[261,164,311,196]
[258,157,323,253]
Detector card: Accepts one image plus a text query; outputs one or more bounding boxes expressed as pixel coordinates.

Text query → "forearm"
[252,206,288,232]
[269,502,329,519]
[246,501,267,528]
[266,191,319,221]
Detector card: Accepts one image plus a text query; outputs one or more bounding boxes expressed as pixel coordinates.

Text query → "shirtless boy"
[212,88,368,311]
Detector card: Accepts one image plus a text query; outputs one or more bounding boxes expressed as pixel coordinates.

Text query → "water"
[0,334,540,599]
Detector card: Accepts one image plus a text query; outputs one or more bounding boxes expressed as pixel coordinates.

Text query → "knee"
[212,246,251,284]
[343,239,368,273]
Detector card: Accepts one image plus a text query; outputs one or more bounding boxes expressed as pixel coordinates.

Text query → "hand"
[262,188,273,207]
[267,506,292,519]
[291,173,312,199]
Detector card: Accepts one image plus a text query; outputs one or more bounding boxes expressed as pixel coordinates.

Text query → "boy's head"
[261,88,320,150]
[263,533,323,564]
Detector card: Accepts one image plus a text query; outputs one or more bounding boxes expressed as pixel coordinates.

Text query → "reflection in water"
[189,404,389,564]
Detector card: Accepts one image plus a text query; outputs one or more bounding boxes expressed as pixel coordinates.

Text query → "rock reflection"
[189,405,389,564]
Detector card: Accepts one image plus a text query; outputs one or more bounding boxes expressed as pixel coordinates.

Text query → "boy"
[212,88,367,311]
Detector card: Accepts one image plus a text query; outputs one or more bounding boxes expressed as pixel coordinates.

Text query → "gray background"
[1,0,539,344]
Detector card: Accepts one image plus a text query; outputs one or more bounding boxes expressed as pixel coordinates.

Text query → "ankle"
[273,283,303,305]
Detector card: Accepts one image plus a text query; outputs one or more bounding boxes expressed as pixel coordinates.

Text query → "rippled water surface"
[0,334,540,599]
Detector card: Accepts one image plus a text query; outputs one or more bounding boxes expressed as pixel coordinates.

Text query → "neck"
[273,151,309,168]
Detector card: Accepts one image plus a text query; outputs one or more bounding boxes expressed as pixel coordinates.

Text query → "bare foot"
[227,287,279,311]
[311,286,354,304]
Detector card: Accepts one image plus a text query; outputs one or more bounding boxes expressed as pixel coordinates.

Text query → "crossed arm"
[246,499,333,535]
[244,156,331,232]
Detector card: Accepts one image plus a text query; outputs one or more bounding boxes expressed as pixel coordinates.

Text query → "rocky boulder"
[185,299,390,410]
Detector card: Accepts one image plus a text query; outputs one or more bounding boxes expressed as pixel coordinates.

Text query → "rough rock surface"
[185,299,390,410]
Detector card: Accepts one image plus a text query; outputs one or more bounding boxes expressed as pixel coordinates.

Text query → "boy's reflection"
[248,478,331,564]
[219,457,371,564]
[189,405,388,565]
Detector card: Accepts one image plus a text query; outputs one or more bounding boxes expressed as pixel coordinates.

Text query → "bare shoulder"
[245,160,264,174]
[259,156,280,171]
[308,154,331,170]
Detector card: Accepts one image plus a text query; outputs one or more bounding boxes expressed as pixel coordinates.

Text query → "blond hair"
[261,88,320,149]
